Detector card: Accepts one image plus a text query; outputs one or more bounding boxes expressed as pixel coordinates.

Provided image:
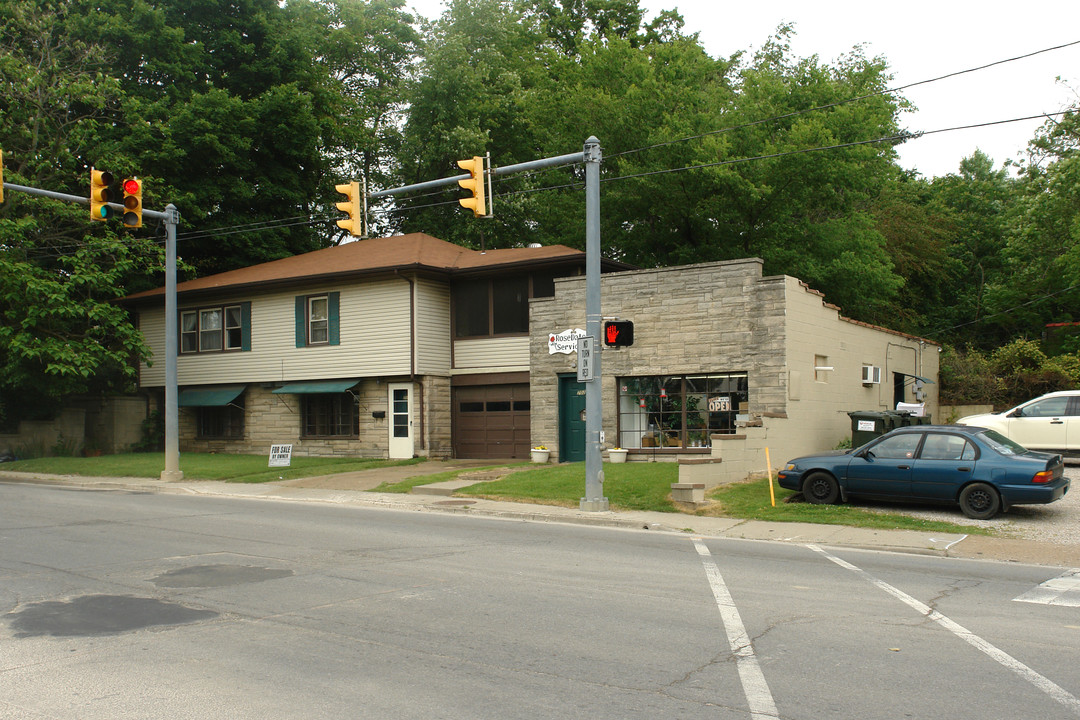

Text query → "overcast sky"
[406,0,1080,178]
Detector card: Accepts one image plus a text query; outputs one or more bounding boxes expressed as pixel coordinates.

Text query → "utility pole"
[2,177,182,482]
[580,136,608,511]
[353,137,609,510]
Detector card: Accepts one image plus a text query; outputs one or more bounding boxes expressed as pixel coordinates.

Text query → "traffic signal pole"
[3,180,183,482]
[581,137,608,511]
[365,138,609,510]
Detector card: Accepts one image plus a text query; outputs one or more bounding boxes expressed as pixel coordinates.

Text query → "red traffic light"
[123,178,140,195]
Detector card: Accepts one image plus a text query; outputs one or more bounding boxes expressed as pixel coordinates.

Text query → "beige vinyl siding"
[139,280,414,387]
[414,277,451,375]
[453,336,530,371]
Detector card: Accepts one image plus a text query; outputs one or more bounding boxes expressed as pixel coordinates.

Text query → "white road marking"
[692,538,779,720]
[807,544,1080,715]
[1015,569,1080,606]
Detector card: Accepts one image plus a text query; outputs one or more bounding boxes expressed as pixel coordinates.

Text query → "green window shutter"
[240,302,252,351]
[328,291,340,346]
[295,295,306,348]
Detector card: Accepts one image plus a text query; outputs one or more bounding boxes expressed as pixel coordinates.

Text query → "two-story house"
[123,233,629,460]
[125,233,939,468]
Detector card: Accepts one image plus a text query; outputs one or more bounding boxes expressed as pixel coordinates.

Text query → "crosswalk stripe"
[1015,569,1080,606]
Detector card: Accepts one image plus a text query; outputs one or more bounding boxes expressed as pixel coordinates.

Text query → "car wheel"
[803,472,839,504]
[959,482,1001,519]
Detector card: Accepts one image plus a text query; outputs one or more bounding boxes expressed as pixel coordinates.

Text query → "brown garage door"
[453,384,531,459]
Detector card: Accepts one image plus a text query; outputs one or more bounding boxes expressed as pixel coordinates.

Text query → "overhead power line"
[607,39,1080,161]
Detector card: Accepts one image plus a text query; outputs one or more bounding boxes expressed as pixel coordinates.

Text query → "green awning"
[178,384,246,407]
[272,379,359,395]
[898,373,936,385]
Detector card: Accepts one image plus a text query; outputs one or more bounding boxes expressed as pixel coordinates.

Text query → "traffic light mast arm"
[1,181,169,220]
[367,150,584,201]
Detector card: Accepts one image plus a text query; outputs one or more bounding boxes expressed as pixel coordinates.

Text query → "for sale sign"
[268,444,293,467]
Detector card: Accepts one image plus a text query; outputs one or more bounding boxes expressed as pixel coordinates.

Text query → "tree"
[0,0,162,426]
[63,0,420,274]
[986,106,1080,343]
[396,8,908,323]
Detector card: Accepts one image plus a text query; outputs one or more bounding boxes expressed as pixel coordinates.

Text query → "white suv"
[956,390,1080,452]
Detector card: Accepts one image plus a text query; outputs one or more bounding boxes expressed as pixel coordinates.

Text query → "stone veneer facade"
[529,258,788,462]
[165,376,453,459]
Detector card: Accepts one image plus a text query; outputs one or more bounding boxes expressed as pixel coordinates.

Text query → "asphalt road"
[3,483,1080,719]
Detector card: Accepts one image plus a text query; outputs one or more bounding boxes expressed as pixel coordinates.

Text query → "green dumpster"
[848,411,894,448]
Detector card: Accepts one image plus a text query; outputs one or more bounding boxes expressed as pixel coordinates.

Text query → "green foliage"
[940,340,1079,408]
[396,5,907,327]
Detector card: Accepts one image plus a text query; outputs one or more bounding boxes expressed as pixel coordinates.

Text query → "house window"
[492,276,529,334]
[453,272,569,339]
[616,373,749,450]
[295,292,339,347]
[308,296,329,344]
[302,393,356,437]
[197,396,245,439]
[453,280,491,338]
[181,303,249,354]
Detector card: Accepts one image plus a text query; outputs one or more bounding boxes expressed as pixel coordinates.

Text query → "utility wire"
[607,39,1080,160]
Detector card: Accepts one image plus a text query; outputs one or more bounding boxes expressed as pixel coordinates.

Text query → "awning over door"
[896,372,935,384]
[272,379,359,394]
[178,384,246,407]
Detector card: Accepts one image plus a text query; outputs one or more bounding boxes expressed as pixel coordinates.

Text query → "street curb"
[4,470,1080,566]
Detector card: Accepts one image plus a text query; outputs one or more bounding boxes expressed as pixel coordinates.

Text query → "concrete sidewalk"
[3,462,1079,567]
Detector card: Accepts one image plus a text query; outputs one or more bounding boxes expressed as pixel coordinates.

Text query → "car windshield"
[978,428,1029,456]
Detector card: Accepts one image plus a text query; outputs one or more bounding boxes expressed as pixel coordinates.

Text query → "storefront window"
[616,373,748,450]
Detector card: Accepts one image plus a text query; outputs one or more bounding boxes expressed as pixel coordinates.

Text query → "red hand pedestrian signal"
[603,320,633,347]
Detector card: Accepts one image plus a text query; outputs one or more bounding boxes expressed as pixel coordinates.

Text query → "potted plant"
[607,447,628,463]
[531,445,551,463]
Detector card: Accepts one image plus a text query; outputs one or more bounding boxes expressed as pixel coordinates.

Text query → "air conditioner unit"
[861,365,881,384]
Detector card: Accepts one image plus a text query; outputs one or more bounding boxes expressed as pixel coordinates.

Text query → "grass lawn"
[0,453,425,484]
[455,461,677,511]
[453,461,988,535]
[0,454,987,535]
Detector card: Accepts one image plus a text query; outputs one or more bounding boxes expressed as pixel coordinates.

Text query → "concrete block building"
[529,258,939,465]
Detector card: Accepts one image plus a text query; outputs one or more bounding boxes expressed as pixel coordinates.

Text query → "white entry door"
[388,383,414,458]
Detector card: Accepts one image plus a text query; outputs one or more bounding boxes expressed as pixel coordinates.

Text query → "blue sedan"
[777,425,1069,519]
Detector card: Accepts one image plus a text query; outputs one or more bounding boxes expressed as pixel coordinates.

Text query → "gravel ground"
[859,464,1080,544]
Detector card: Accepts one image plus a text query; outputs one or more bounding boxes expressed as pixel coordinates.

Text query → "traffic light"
[335,181,362,237]
[122,177,142,228]
[90,168,114,221]
[457,156,487,217]
[603,320,634,347]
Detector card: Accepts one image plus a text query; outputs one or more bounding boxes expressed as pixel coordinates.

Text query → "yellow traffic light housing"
[90,168,114,221]
[335,181,363,237]
[457,156,487,217]
[122,177,142,228]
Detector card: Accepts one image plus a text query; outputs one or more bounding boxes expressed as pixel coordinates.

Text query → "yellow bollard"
[766,447,776,507]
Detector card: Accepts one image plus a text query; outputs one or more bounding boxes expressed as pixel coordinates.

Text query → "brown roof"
[124,233,606,302]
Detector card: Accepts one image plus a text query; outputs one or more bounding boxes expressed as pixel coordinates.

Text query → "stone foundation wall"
[171,377,449,459]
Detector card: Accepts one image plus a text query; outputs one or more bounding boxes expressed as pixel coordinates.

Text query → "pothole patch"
[7,595,217,638]
[151,564,293,588]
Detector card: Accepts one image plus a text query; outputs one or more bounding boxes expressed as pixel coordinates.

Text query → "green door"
[558,375,587,463]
